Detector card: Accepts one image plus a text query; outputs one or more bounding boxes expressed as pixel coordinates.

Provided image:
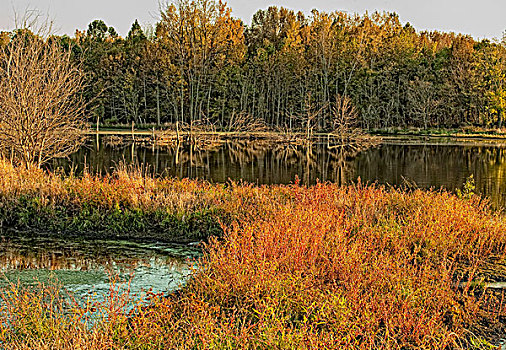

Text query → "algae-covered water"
[0,235,201,301]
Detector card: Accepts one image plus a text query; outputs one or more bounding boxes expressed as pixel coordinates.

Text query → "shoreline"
[87,127,506,144]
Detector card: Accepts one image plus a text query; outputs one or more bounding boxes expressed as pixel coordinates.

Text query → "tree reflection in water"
[0,236,199,299]
[51,138,506,208]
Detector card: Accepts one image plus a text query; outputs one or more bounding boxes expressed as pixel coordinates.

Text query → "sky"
[0,0,504,40]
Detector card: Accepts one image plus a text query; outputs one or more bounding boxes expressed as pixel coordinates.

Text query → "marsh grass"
[0,159,228,240]
[0,161,506,348]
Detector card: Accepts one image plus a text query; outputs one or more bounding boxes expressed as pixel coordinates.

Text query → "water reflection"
[355,141,506,208]
[51,138,362,186]
[0,236,200,299]
[50,137,506,208]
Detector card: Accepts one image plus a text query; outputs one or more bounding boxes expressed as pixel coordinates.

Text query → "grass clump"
[172,184,506,348]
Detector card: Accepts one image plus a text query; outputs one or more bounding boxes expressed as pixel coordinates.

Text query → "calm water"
[0,236,200,302]
[52,136,506,208]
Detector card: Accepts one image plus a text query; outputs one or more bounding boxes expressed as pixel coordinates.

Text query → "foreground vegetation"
[0,161,506,348]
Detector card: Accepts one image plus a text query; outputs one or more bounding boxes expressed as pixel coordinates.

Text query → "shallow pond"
[0,235,201,301]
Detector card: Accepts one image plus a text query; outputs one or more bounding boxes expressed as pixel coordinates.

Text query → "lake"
[52,135,506,209]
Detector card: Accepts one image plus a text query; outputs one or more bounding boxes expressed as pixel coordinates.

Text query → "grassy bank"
[0,160,231,241]
[1,162,506,348]
[370,126,506,140]
[91,124,506,140]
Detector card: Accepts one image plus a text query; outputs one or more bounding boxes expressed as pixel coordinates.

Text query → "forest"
[2,0,506,132]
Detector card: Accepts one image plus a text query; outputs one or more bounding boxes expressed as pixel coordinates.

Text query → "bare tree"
[330,94,358,135]
[328,94,377,154]
[407,77,441,129]
[0,29,87,168]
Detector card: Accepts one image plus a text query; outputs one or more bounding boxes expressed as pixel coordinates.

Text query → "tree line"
[2,0,506,131]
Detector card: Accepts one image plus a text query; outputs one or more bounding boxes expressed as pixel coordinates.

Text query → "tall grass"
[0,161,506,348]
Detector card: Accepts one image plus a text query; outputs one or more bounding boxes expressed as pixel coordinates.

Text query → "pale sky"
[0,0,504,40]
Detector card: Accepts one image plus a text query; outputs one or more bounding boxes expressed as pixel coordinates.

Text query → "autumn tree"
[0,32,9,47]
[476,39,506,128]
[156,0,246,127]
[245,7,308,127]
